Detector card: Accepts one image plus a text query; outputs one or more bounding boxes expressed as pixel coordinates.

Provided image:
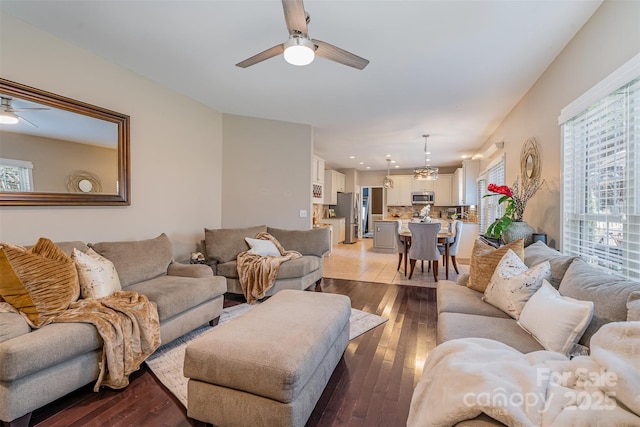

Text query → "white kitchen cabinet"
[434,174,453,205]
[312,156,325,204]
[313,156,325,184]
[453,160,480,205]
[322,218,345,245]
[412,178,435,192]
[386,175,413,206]
[324,170,346,205]
[373,220,397,253]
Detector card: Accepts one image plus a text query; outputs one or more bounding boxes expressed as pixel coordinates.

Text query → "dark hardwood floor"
[29,278,443,427]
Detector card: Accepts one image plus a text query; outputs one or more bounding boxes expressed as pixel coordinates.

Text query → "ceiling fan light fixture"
[283,36,315,66]
[0,111,19,125]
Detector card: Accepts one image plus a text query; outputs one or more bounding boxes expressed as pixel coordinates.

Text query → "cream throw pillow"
[72,248,122,299]
[483,250,551,319]
[467,239,525,292]
[518,280,594,354]
[245,237,281,257]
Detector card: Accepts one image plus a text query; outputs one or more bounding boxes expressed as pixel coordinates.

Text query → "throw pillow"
[483,249,551,319]
[0,238,80,327]
[72,248,122,299]
[627,291,640,322]
[245,237,281,257]
[518,280,594,354]
[467,238,525,292]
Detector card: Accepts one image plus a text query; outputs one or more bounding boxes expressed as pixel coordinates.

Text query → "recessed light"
[395,165,400,168]
[461,155,468,159]
[391,160,396,163]
[359,162,364,165]
[366,166,371,169]
[349,156,355,159]
[385,154,391,157]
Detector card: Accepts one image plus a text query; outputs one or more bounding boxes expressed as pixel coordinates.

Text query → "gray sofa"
[0,233,226,426]
[436,240,640,426]
[203,225,330,297]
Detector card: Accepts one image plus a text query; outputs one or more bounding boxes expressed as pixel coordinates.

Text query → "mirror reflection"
[0,78,130,206]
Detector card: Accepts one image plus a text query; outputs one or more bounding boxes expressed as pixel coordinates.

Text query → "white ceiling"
[1,0,602,171]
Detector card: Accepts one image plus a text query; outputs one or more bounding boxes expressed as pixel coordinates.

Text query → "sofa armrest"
[167,262,213,278]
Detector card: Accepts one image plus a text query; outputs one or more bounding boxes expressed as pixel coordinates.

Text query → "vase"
[502,221,535,246]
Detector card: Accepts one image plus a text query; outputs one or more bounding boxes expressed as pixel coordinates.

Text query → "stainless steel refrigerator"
[335,192,358,244]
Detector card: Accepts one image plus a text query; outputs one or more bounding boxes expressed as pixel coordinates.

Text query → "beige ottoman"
[184,289,351,427]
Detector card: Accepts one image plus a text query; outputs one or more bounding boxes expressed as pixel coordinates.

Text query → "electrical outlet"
[299,210,308,218]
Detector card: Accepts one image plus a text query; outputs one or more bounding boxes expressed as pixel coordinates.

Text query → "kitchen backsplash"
[387,205,476,219]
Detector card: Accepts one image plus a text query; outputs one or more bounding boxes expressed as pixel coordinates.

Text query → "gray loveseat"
[0,233,226,426]
[435,240,640,426]
[203,225,330,297]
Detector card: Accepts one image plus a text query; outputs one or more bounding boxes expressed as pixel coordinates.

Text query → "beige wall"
[0,13,223,259]
[221,114,313,230]
[1,131,118,193]
[477,0,640,248]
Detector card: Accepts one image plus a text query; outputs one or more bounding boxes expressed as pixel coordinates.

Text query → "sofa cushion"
[125,275,226,322]
[437,280,510,319]
[437,312,544,353]
[0,312,30,344]
[204,225,267,264]
[559,259,640,346]
[483,250,550,319]
[467,239,524,292]
[72,248,122,299]
[90,233,173,287]
[0,321,102,381]
[518,280,593,354]
[267,227,330,257]
[524,241,577,288]
[0,238,80,327]
[217,256,320,281]
[628,291,640,321]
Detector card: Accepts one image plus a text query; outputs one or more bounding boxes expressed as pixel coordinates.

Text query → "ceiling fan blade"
[312,39,369,70]
[282,0,308,35]
[11,107,50,112]
[236,44,284,68]
[17,114,38,128]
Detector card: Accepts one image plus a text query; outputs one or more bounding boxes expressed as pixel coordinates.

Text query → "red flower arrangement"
[484,176,544,238]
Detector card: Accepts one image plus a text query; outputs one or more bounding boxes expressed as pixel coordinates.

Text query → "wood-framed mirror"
[0,78,130,206]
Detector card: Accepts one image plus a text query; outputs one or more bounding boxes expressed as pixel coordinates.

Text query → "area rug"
[145,303,387,407]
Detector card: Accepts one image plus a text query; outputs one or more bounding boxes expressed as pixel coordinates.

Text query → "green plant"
[484,176,544,239]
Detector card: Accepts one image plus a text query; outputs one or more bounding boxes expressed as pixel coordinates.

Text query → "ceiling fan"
[236,0,369,70]
[0,97,49,127]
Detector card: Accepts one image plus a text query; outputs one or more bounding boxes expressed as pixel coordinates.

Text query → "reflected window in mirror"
[0,158,33,192]
[0,78,130,206]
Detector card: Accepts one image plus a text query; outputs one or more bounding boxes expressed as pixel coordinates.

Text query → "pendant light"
[414,134,439,180]
[383,158,394,189]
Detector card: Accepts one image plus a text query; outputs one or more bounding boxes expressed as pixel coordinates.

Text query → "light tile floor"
[323,238,469,288]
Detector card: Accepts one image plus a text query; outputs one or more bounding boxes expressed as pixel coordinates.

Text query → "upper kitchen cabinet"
[312,156,325,204]
[453,159,480,205]
[434,174,453,206]
[412,179,435,192]
[386,175,413,206]
[324,170,345,205]
[313,156,325,184]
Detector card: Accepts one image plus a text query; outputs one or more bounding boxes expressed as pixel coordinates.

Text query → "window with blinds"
[0,158,33,192]
[477,155,506,235]
[561,60,640,279]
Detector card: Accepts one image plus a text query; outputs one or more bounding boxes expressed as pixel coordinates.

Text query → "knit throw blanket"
[237,232,302,304]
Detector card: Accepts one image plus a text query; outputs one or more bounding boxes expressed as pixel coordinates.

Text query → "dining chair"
[394,220,406,271]
[408,222,441,281]
[439,220,463,274]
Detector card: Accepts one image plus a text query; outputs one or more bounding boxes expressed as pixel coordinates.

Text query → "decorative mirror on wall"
[520,137,541,184]
[0,78,130,206]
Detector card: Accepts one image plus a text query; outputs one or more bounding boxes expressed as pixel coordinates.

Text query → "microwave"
[412,191,435,204]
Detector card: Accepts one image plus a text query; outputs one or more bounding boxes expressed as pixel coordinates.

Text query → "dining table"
[399,229,454,280]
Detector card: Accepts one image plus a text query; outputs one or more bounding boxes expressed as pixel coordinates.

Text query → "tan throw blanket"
[52,291,161,391]
[408,321,640,427]
[237,232,302,304]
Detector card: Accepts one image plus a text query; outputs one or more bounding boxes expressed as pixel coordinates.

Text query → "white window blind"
[561,64,640,279]
[477,155,505,235]
[0,158,33,192]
